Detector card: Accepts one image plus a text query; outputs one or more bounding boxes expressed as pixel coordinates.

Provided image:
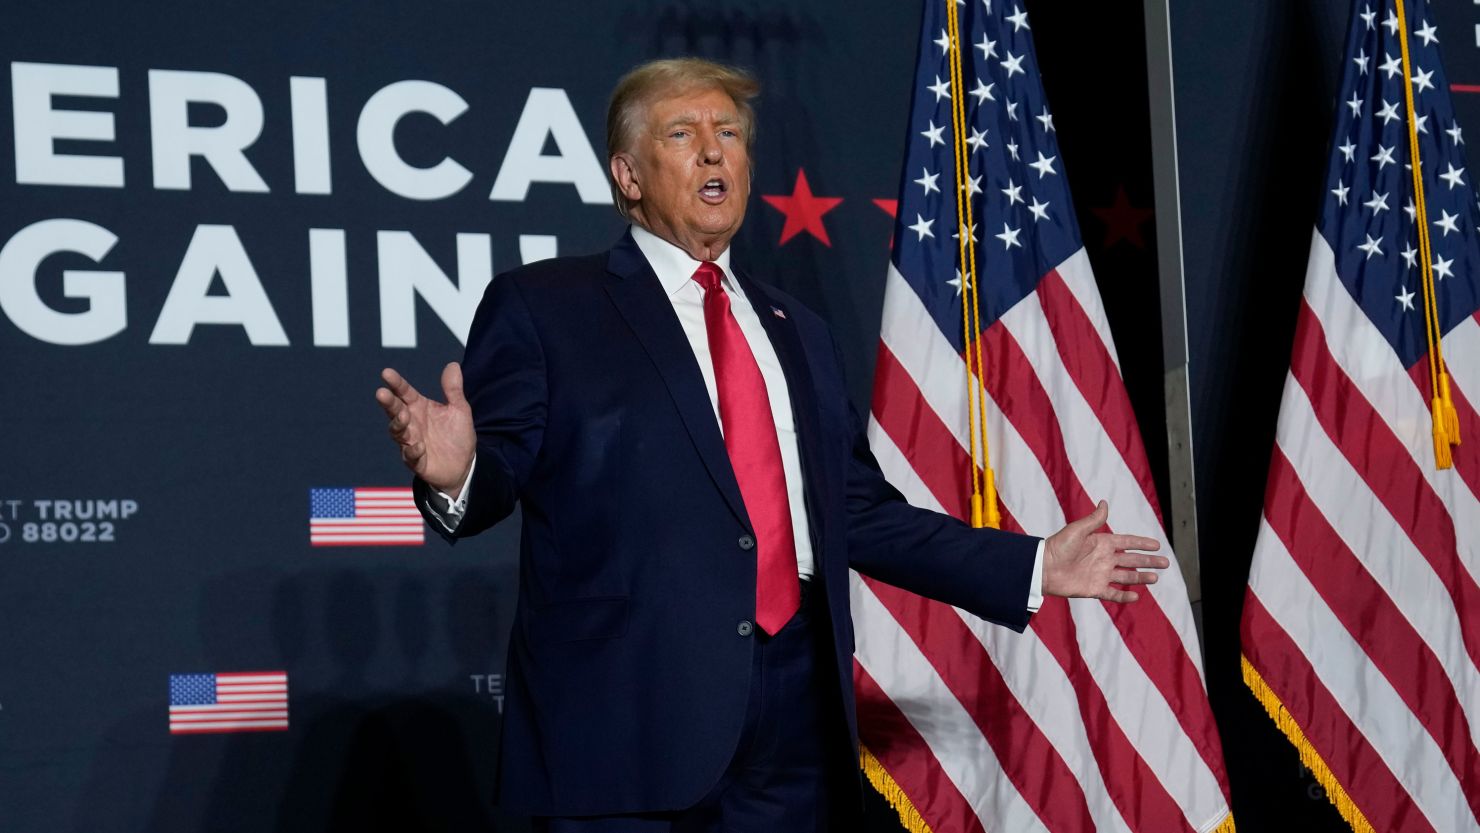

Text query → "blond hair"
[606,58,760,215]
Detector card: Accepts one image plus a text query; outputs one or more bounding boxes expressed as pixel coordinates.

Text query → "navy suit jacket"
[418,231,1039,817]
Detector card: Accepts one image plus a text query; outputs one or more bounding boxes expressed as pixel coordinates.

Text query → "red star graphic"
[1089,185,1154,249]
[873,199,898,251]
[761,169,844,246]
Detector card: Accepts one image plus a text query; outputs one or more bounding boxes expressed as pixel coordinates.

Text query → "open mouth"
[699,177,728,201]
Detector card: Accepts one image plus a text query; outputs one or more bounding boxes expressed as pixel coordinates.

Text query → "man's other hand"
[1042,501,1168,603]
[375,363,476,496]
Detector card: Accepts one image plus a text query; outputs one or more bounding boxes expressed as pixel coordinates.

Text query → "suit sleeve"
[415,275,547,540]
[840,372,1039,633]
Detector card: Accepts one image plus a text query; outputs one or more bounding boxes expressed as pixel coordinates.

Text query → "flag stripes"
[862,248,1231,831]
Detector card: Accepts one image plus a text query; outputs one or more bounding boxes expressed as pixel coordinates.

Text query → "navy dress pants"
[533,581,854,833]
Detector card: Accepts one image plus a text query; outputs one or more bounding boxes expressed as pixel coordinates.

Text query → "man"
[375,58,1166,832]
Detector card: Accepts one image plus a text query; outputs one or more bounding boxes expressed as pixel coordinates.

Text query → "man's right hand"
[375,363,476,497]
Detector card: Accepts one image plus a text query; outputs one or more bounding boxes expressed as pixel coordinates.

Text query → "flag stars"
[1029,150,1058,178]
[1396,285,1416,310]
[1006,100,1020,121]
[1433,209,1460,235]
[1007,5,1030,31]
[947,269,972,296]
[1371,145,1395,169]
[1347,93,1363,117]
[1006,138,1020,160]
[951,221,978,242]
[935,29,952,54]
[976,33,998,59]
[1028,196,1051,222]
[1036,106,1055,133]
[1339,140,1357,162]
[1383,8,1399,35]
[1401,242,1418,268]
[1360,4,1375,29]
[960,173,983,197]
[1354,48,1369,75]
[1432,253,1454,280]
[1377,99,1401,125]
[928,75,952,103]
[1002,178,1024,205]
[1415,20,1438,47]
[967,126,989,154]
[1441,162,1465,189]
[1380,52,1402,79]
[1331,181,1350,205]
[908,214,935,241]
[1357,233,1384,259]
[1415,114,1429,135]
[996,222,1023,249]
[914,167,940,196]
[1405,197,1416,221]
[971,78,996,104]
[1411,67,1434,93]
[1363,191,1389,214]
[1002,51,1026,78]
[921,120,945,147]
[1448,122,1464,145]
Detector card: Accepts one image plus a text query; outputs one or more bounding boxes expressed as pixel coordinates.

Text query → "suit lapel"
[733,270,830,557]
[603,233,752,529]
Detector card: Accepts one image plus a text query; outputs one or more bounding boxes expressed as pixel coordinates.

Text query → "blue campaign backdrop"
[14,0,1479,830]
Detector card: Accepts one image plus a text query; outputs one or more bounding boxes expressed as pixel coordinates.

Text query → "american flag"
[855,1,1234,831]
[1241,1,1480,830]
[309,486,424,546]
[168,671,289,734]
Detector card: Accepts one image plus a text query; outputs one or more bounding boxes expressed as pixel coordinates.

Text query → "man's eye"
[670,131,689,139]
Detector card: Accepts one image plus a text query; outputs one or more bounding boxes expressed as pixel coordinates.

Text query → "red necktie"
[692,262,799,635]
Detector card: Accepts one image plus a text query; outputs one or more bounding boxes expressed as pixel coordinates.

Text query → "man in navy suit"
[376,58,1166,832]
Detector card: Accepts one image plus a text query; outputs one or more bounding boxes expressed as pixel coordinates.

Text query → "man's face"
[612,86,751,260]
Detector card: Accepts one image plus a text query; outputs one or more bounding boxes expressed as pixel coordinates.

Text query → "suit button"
[737,620,754,637]
[738,534,756,551]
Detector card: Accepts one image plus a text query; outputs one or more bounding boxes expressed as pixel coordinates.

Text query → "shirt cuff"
[1026,539,1045,613]
[425,458,476,533]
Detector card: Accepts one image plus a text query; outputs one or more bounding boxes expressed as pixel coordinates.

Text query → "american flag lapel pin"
[771,306,787,319]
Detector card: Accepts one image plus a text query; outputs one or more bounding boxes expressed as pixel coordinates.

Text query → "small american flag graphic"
[309,487,424,546]
[168,671,289,734]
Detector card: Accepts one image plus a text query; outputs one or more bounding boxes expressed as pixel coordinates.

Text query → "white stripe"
[1443,315,1480,424]
[217,683,286,692]
[1052,248,1121,369]
[1270,372,1480,741]
[1303,232,1480,581]
[851,576,1049,832]
[1249,523,1474,832]
[214,674,286,683]
[880,263,973,450]
[170,703,284,713]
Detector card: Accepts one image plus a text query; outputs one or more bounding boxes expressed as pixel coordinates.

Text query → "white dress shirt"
[426,226,1043,607]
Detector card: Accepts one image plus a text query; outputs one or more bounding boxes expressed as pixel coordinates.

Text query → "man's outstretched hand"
[375,363,476,497]
[1042,501,1168,603]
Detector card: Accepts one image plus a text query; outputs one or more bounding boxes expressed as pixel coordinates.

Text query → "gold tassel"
[1433,397,1454,470]
[1441,372,1462,445]
[860,745,934,833]
[1242,655,1376,833]
[1209,811,1239,833]
[983,468,1001,530]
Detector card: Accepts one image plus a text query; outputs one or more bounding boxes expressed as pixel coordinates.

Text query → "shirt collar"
[629,224,736,297]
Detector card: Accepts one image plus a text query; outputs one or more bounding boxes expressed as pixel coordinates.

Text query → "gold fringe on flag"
[1241,655,1375,833]
[1209,811,1239,833]
[860,744,934,833]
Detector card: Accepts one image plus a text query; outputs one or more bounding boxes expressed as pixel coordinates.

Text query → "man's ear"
[610,153,642,204]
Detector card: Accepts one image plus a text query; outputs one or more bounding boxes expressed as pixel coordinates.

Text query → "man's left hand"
[1042,500,1168,603]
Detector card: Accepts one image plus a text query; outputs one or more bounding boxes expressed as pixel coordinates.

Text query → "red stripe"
[1036,272,1165,526]
[980,321,1232,798]
[169,724,290,734]
[871,341,972,520]
[1407,353,1480,496]
[1263,447,1480,817]
[1290,302,1480,669]
[352,488,414,494]
[1241,593,1438,833]
[853,663,987,833]
[310,539,424,547]
[1450,84,1480,94]
[864,577,1097,833]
